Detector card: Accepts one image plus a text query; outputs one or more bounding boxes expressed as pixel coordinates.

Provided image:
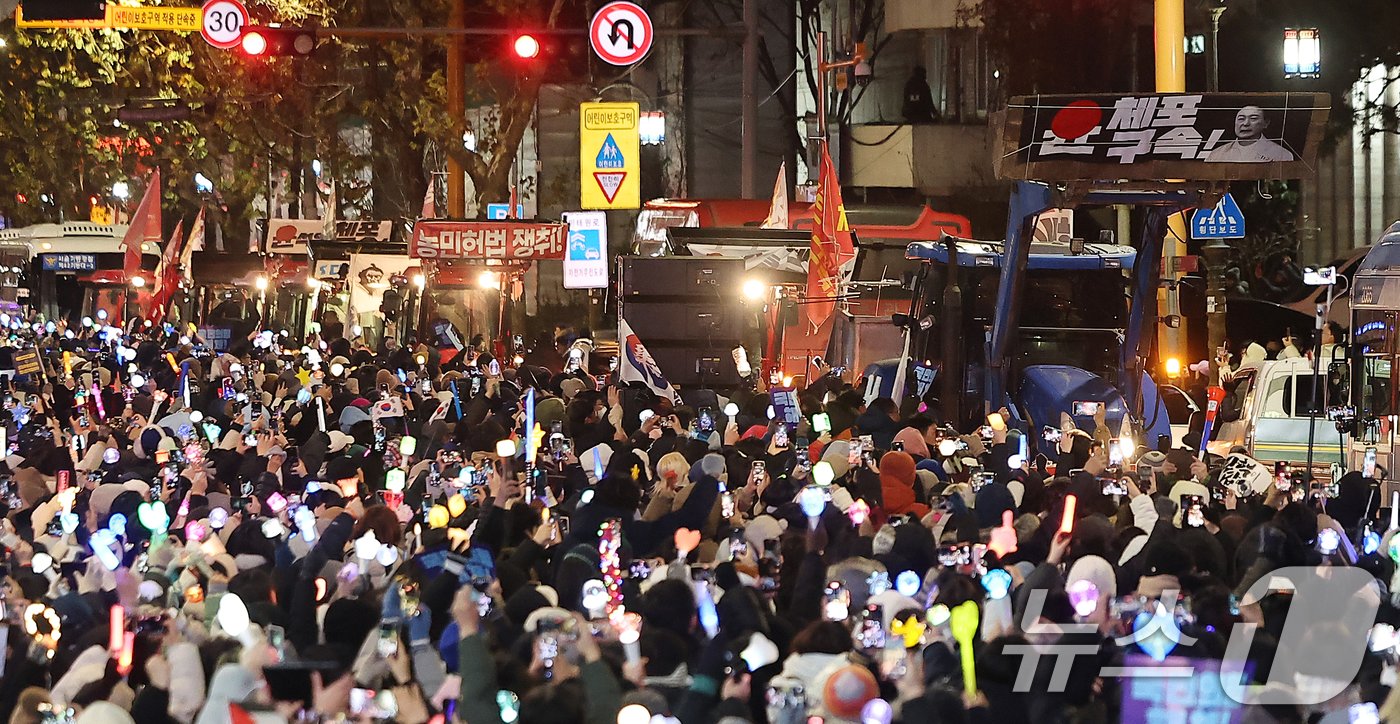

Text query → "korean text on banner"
[409,221,566,259]
[995,92,1329,181]
[580,102,640,210]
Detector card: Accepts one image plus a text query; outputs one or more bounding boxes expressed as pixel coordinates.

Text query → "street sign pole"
[1192,192,1246,385]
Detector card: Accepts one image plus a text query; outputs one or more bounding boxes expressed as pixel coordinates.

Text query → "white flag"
[618,318,679,404]
[761,161,788,229]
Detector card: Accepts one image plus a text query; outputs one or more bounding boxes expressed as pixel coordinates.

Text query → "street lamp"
[111,181,130,201]
[1283,28,1320,78]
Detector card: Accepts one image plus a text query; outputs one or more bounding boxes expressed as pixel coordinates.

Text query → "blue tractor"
[864,181,1207,456]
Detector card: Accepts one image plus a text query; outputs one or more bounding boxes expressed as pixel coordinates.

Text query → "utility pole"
[1155,0,1189,377]
[740,0,758,198]
[446,0,467,217]
[1207,3,1226,92]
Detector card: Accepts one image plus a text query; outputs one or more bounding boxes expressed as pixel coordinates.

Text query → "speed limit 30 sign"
[201,0,249,49]
[589,1,653,66]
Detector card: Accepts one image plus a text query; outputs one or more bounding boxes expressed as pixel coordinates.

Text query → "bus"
[1340,221,1400,488]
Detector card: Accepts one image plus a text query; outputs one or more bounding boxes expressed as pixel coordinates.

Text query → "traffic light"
[21,0,104,21]
[512,34,541,60]
[240,26,317,57]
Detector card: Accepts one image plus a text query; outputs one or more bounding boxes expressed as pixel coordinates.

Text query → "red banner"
[410,221,567,260]
[805,147,854,326]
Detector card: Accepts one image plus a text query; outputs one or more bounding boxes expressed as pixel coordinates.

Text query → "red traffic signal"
[513,34,541,59]
[239,26,316,57]
[241,29,269,55]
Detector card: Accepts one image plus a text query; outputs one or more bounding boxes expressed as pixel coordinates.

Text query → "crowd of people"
[0,317,1394,724]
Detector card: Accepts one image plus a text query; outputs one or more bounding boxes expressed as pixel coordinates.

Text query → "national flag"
[119,168,162,281]
[804,146,854,327]
[761,161,788,229]
[619,318,679,403]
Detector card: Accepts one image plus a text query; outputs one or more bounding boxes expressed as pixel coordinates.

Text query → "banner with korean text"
[994,92,1329,181]
[409,221,567,260]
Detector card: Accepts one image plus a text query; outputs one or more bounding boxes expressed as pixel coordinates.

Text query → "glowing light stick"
[895,570,921,597]
[24,603,61,657]
[316,397,326,432]
[949,600,980,694]
[598,520,624,617]
[295,506,317,542]
[450,380,463,420]
[1060,495,1077,534]
[611,610,643,663]
[847,499,871,526]
[800,486,826,529]
[90,529,121,571]
[1068,579,1100,618]
[109,605,125,653]
[181,361,190,409]
[92,382,105,419]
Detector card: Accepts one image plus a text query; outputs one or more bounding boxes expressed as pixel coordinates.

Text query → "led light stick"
[1067,579,1100,618]
[612,610,643,663]
[598,520,624,617]
[23,603,61,657]
[316,397,326,432]
[109,605,125,653]
[949,600,980,695]
[1060,495,1077,534]
[181,361,191,409]
[450,380,463,420]
[799,486,826,529]
[91,382,105,420]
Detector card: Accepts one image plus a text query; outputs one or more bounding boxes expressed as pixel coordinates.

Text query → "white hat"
[327,430,353,453]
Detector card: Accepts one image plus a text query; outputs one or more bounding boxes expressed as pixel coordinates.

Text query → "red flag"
[119,169,161,281]
[804,146,853,326]
[150,222,184,323]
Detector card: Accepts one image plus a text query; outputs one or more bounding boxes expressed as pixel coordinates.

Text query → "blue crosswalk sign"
[596,133,625,169]
[1191,193,1246,240]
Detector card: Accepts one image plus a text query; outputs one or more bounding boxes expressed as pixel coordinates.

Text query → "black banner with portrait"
[994,92,1330,181]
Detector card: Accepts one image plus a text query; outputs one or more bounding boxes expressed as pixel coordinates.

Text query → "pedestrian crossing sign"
[1191,192,1246,240]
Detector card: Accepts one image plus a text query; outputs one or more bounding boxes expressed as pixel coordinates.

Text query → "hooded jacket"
[878,452,929,518]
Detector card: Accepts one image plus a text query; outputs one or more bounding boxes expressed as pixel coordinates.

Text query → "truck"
[864,181,1213,454]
